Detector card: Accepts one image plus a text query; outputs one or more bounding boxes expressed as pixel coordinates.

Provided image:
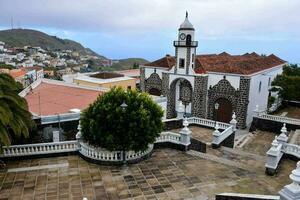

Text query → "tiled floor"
[0,148,296,200]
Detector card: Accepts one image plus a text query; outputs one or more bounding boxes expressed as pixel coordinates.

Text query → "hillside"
[0,29,106,58]
[110,58,149,70]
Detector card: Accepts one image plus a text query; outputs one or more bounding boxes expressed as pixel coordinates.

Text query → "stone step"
[234,133,255,148]
[289,129,300,145]
[187,150,259,172]
[280,112,288,117]
[220,146,266,161]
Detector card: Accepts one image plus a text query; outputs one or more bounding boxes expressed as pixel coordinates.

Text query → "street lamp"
[214,102,219,127]
[120,101,128,165]
[121,102,128,111]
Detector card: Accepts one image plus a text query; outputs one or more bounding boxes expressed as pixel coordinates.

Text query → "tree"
[272,64,300,101]
[0,74,34,149]
[80,87,164,152]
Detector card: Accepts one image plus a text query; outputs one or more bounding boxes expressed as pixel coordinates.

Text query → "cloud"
[0,0,299,39]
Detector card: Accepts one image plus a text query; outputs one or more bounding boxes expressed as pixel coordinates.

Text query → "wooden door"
[148,88,161,96]
[214,98,232,123]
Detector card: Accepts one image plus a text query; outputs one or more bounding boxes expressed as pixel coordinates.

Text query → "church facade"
[140,13,287,129]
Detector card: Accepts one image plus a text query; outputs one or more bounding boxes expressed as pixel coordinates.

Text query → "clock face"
[180,33,186,40]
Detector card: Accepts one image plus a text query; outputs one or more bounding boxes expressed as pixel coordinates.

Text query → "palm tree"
[0,74,34,149]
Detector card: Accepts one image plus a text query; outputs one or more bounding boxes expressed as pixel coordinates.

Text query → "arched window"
[186,34,191,45]
[259,81,262,93]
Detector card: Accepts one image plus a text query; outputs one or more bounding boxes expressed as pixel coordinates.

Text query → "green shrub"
[80,87,164,152]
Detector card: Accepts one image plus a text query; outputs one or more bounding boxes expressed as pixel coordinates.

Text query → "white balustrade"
[156,132,181,144]
[257,113,300,126]
[1,141,79,157]
[79,142,153,162]
[187,117,234,146]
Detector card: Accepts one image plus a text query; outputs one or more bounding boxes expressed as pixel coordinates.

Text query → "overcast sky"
[0,0,299,62]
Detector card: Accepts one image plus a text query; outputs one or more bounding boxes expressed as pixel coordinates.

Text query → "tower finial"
[186,11,188,18]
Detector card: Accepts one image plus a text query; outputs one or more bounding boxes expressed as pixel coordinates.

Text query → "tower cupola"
[179,12,194,30]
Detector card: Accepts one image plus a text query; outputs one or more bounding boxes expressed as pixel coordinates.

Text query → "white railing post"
[265,136,283,175]
[230,112,237,131]
[177,101,185,119]
[179,117,191,148]
[279,161,300,200]
[277,123,289,144]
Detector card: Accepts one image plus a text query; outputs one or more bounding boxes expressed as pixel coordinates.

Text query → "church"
[140,13,287,129]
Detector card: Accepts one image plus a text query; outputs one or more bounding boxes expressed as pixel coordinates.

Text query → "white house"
[140,13,287,129]
[0,41,5,51]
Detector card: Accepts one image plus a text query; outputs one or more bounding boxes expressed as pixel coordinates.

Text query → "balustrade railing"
[1,141,78,157]
[256,113,300,126]
[187,117,234,145]
[156,132,181,144]
[282,143,300,158]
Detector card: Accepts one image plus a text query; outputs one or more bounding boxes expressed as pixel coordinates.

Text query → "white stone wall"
[144,67,169,79]
[207,73,240,90]
[246,64,284,126]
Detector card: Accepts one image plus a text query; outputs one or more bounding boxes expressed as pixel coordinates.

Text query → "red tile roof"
[146,55,176,69]
[25,82,103,115]
[146,52,286,75]
[9,70,26,78]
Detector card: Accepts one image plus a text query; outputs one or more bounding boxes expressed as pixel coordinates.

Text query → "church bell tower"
[174,12,198,75]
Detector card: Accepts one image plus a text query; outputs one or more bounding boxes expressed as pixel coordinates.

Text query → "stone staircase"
[188,146,266,173]
[288,129,300,145]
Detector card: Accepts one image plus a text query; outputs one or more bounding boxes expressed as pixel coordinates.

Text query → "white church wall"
[246,65,284,126]
[207,73,240,89]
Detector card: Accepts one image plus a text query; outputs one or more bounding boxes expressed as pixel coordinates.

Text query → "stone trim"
[140,67,145,92]
[192,76,208,118]
[145,72,162,95]
[162,72,169,96]
[236,76,250,128]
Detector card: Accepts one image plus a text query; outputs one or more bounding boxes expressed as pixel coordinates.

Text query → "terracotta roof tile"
[146,55,176,69]
[9,70,26,78]
[147,52,286,75]
[25,82,102,115]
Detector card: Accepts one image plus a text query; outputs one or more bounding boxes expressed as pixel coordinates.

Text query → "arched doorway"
[148,88,161,96]
[214,98,232,123]
[167,78,193,118]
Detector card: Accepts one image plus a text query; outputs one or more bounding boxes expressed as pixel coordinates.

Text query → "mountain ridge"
[0,28,106,59]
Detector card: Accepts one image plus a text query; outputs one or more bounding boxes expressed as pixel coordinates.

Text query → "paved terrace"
[0,148,295,199]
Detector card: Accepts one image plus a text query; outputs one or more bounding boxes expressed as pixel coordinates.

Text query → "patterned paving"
[0,148,296,200]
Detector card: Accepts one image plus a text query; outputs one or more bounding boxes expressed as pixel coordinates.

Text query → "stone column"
[279,161,300,200]
[192,75,208,118]
[236,76,250,129]
[180,117,191,150]
[140,67,146,92]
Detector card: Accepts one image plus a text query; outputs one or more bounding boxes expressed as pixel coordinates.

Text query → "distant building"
[22,78,106,116]
[140,13,287,128]
[0,41,5,51]
[73,72,136,90]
